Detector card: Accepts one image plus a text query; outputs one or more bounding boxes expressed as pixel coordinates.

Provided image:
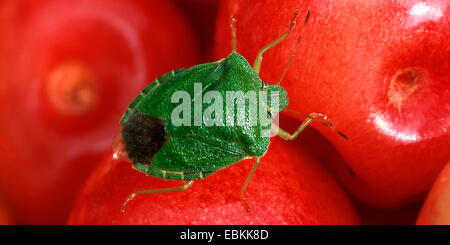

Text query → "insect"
[114,8,349,213]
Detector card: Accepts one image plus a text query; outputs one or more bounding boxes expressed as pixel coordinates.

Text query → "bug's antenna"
[276,8,311,85]
[231,15,237,53]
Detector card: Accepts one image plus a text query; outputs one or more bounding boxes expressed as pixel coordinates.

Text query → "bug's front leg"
[272,112,349,141]
[120,180,194,213]
[252,11,299,75]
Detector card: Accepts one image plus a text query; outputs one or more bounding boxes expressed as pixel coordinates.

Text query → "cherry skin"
[176,0,220,62]
[68,127,359,225]
[180,0,220,5]
[0,197,13,225]
[416,162,450,225]
[0,0,199,224]
[215,0,450,208]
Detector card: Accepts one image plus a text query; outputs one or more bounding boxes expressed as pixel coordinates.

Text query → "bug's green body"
[119,53,289,181]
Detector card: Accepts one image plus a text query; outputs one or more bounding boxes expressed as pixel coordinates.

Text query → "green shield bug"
[114,8,349,213]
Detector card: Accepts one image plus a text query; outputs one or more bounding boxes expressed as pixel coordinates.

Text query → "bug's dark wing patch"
[121,111,168,166]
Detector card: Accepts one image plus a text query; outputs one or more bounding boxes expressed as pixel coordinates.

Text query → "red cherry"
[0,0,199,224]
[417,162,450,225]
[215,0,450,208]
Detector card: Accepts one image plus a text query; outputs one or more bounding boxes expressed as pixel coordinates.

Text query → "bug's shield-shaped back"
[118,53,276,178]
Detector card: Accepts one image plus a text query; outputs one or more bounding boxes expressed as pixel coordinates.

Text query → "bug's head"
[264,82,289,114]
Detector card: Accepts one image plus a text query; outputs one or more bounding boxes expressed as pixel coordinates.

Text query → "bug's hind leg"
[272,110,349,141]
[120,181,194,213]
[240,157,261,213]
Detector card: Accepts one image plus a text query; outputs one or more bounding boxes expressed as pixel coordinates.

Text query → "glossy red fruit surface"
[0,197,13,225]
[354,200,423,225]
[416,162,450,225]
[181,0,220,5]
[176,0,220,62]
[215,0,450,208]
[68,127,359,225]
[0,0,199,224]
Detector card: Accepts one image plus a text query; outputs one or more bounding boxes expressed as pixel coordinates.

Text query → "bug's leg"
[240,157,261,213]
[120,180,194,213]
[252,10,300,75]
[272,110,349,141]
[276,8,310,85]
[231,15,237,53]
